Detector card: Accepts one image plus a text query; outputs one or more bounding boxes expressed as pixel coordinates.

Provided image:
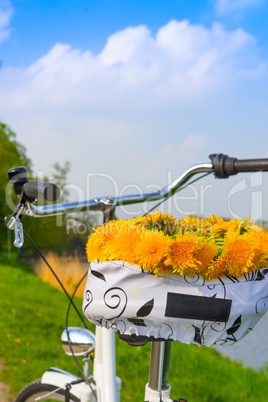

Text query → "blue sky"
[1,0,268,221]
[2,0,268,66]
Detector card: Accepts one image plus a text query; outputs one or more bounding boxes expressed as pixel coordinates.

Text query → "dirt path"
[0,361,15,402]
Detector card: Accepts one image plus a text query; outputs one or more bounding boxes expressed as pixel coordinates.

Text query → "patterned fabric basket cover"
[83,261,268,347]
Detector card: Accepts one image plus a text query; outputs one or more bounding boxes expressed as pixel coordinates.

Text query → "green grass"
[1,253,268,401]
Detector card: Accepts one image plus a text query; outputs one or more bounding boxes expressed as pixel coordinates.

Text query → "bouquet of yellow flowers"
[86,212,268,280]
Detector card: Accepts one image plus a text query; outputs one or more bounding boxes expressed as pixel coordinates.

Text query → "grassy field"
[1,253,268,401]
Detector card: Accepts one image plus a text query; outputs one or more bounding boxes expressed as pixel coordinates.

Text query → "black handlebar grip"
[23,181,60,202]
[235,158,268,172]
[209,154,268,178]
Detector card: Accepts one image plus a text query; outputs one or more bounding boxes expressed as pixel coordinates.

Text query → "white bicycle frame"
[40,326,173,402]
[93,327,120,402]
[40,328,121,402]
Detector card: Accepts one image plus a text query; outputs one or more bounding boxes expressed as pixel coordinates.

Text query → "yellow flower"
[205,215,224,225]
[246,229,268,268]
[165,233,201,275]
[94,219,126,239]
[133,230,168,271]
[153,261,174,276]
[195,238,218,272]
[202,215,224,236]
[106,226,141,264]
[224,234,255,277]
[142,211,177,236]
[258,232,268,266]
[213,219,238,237]
[130,216,147,226]
[85,232,107,262]
[87,220,128,261]
[249,229,268,252]
[130,212,175,232]
[204,252,228,280]
[179,216,205,234]
[146,211,175,225]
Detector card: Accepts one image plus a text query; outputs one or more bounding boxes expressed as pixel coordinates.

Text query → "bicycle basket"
[83,260,268,347]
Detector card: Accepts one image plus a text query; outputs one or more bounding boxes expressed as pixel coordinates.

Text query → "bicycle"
[5,153,268,402]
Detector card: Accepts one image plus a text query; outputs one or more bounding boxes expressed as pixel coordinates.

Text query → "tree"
[0,121,92,256]
[0,122,71,254]
[50,161,71,202]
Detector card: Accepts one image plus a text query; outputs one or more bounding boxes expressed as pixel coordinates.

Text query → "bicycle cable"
[23,230,89,329]
[143,172,211,216]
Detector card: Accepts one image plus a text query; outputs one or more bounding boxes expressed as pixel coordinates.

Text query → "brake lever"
[14,218,24,248]
[5,202,26,248]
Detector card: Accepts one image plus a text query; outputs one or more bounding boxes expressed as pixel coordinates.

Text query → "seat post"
[148,341,171,392]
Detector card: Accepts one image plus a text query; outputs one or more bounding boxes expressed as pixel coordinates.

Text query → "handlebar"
[26,162,214,217]
[6,153,268,248]
[23,181,60,202]
[7,153,268,219]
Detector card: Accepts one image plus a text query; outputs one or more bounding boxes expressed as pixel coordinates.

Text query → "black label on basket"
[165,293,232,322]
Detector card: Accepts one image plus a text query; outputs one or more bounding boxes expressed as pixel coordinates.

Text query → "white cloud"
[1,19,262,112]
[0,0,13,43]
[215,0,264,16]
[1,19,268,220]
[100,25,153,66]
